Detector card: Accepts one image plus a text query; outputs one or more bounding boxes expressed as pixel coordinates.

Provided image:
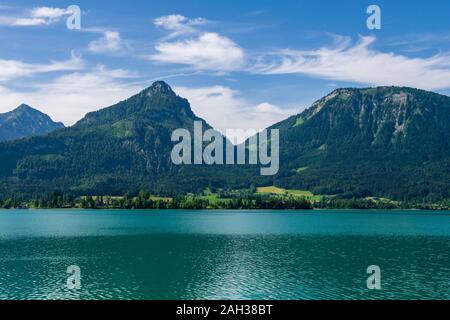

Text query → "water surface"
[0,209,448,300]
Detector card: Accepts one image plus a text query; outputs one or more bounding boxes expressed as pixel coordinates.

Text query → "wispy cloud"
[251,35,450,91]
[0,6,70,27]
[0,53,84,82]
[150,14,245,72]
[153,14,209,39]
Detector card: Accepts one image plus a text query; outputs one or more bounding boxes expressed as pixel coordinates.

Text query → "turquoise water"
[0,209,448,300]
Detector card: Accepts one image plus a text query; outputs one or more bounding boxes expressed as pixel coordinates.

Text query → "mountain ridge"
[0,104,64,142]
[1,82,450,202]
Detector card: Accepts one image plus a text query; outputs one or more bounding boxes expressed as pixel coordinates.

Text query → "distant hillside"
[0,104,64,142]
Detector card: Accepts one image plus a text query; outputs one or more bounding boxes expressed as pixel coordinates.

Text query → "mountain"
[0,81,235,198]
[263,86,450,201]
[1,83,450,202]
[0,104,64,142]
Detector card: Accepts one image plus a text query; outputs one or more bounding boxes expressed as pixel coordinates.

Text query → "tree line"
[1,190,449,210]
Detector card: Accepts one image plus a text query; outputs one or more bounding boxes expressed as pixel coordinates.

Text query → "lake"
[0,209,448,300]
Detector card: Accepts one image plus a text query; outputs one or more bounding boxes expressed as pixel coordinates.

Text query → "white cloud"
[151,14,244,72]
[13,18,48,26]
[154,14,187,29]
[0,54,84,82]
[30,7,67,19]
[252,35,450,91]
[152,32,245,72]
[174,85,296,143]
[1,6,69,27]
[153,14,208,39]
[0,65,140,126]
[88,31,124,54]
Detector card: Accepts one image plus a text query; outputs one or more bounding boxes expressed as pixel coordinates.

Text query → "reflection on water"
[0,210,449,300]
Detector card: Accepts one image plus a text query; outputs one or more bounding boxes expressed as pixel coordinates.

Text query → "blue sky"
[1,0,450,141]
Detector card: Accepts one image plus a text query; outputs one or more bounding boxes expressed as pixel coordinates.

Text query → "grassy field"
[149,195,172,202]
[294,116,305,127]
[81,187,328,204]
[365,196,399,205]
[256,186,326,201]
[196,189,232,204]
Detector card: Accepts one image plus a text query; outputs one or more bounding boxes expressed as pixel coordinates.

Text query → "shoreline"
[1,207,450,213]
